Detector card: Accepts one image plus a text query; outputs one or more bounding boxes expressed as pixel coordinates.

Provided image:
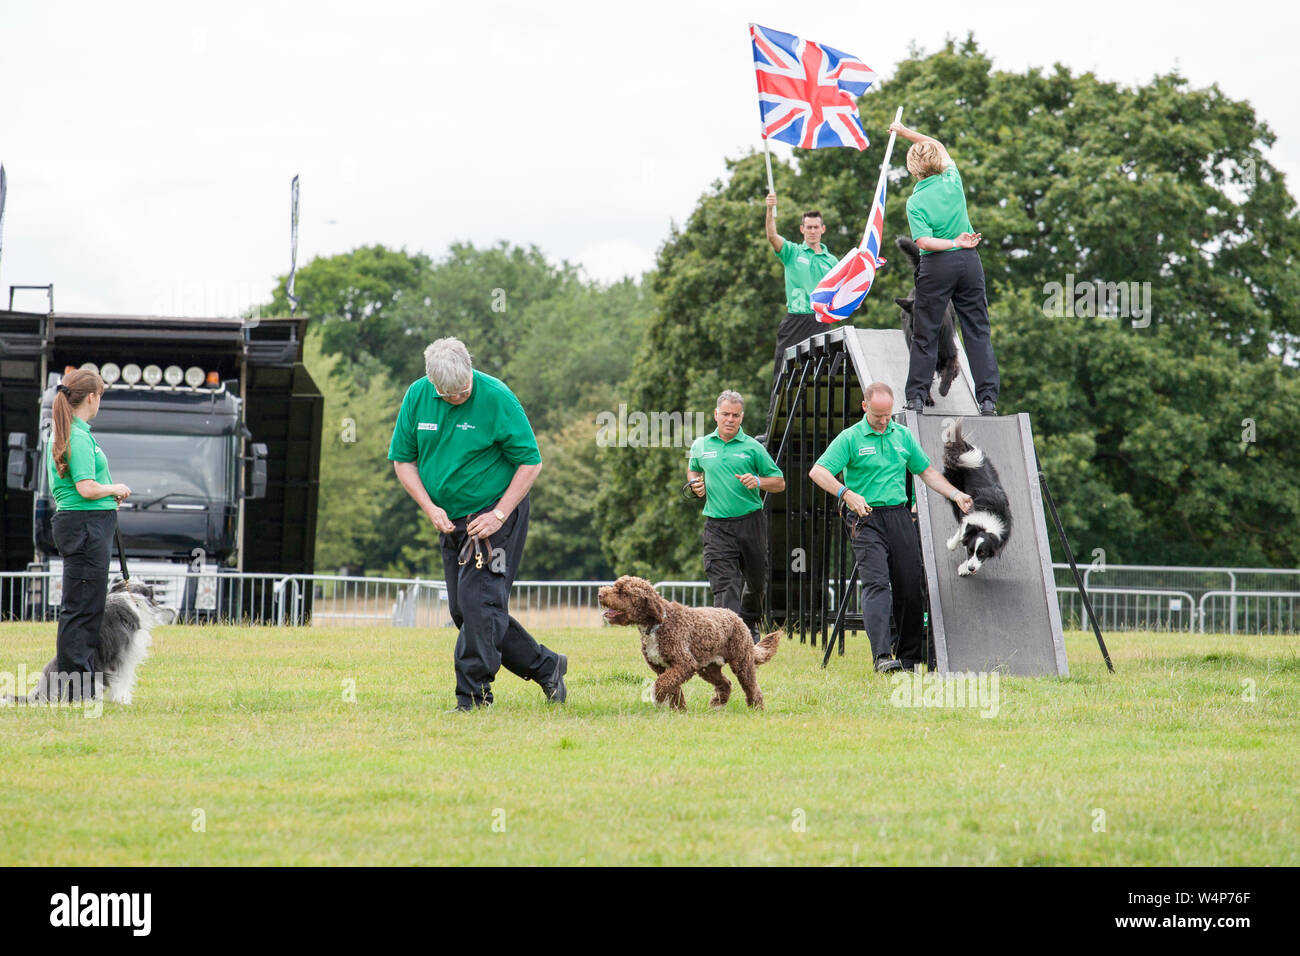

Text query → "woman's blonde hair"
[906,141,948,180]
[51,369,105,478]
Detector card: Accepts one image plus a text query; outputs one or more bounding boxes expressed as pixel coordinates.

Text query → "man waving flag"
[750,23,876,150]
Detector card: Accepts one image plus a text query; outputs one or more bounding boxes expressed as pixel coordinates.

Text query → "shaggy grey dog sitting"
[4,579,175,705]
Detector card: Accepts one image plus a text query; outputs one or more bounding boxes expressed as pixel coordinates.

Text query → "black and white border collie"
[7,579,175,704]
[941,418,1012,577]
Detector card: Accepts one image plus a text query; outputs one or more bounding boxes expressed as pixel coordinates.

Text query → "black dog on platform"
[895,236,961,405]
[941,418,1012,577]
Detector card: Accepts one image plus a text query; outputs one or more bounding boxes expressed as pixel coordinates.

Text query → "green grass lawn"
[1,622,1296,866]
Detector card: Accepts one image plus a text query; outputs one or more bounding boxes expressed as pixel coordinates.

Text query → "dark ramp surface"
[908,411,1068,676]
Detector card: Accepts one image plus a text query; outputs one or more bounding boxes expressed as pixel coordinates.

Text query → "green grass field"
[1,622,1296,866]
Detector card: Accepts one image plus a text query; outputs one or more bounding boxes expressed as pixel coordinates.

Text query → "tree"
[363,241,584,384]
[997,287,1300,566]
[268,245,431,384]
[597,36,1300,575]
[300,329,406,573]
[504,277,653,433]
[521,418,619,580]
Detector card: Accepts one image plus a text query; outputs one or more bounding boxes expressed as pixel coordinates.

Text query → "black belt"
[704,510,763,523]
[841,500,908,540]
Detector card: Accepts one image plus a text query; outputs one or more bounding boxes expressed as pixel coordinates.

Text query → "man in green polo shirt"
[765,193,838,385]
[388,336,568,711]
[809,382,973,672]
[889,120,1001,416]
[687,390,786,642]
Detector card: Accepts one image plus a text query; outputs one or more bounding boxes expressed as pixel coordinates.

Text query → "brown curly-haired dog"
[597,575,780,710]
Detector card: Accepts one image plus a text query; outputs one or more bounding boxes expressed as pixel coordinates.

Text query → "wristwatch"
[493,509,506,521]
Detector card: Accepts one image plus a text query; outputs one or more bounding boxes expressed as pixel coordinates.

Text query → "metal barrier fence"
[1055,587,1197,632]
[0,570,286,624]
[284,575,438,629]
[279,577,631,629]
[3,566,1300,633]
[1053,564,1300,631]
[1198,591,1300,635]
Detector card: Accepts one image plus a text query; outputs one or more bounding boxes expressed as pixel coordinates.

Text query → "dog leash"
[457,516,492,569]
[114,521,130,582]
[838,496,872,540]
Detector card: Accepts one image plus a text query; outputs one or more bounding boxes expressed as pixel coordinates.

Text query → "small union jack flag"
[750,23,876,150]
[810,177,888,323]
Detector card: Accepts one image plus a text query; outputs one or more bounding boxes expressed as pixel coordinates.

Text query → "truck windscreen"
[93,432,233,503]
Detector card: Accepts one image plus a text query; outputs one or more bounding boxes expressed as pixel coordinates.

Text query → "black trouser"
[849,504,926,664]
[702,509,769,635]
[438,496,561,708]
[772,311,826,386]
[51,509,116,701]
[905,248,1000,405]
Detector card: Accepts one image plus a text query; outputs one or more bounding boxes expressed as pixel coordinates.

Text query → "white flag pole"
[287,174,301,317]
[861,106,904,247]
[763,138,777,221]
[750,23,777,220]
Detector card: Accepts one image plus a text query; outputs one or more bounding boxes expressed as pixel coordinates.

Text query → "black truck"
[1,301,322,621]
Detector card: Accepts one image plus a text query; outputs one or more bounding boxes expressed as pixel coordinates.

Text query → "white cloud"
[575,240,656,285]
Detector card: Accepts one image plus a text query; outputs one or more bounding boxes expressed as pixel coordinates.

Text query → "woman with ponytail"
[46,368,132,701]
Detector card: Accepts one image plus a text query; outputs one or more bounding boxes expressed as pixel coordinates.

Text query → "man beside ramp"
[808,382,972,672]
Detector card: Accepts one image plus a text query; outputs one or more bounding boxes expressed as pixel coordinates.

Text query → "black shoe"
[874,656,903,673]
[447,701,491,713]
[979,399,998,416]
[541,653,568,703]
[904,398,924,413]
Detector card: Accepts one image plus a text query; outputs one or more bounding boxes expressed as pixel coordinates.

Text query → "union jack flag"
[750,23,876,150]
[810,177,888,323]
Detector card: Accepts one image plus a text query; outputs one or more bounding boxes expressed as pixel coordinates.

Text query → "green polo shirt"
[387,370,542,520]
[47,417,117,511]
[815,419,930,507]
[688,428,782,519]
[774,239,837,313]
[906,162,974,255]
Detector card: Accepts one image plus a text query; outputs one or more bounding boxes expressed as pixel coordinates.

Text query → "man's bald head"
[862,382,895,432]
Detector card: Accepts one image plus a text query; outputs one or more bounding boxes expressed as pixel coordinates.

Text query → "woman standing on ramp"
[892,121,1001,416]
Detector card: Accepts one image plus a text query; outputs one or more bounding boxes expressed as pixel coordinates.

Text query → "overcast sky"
[2,0,1296,316]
